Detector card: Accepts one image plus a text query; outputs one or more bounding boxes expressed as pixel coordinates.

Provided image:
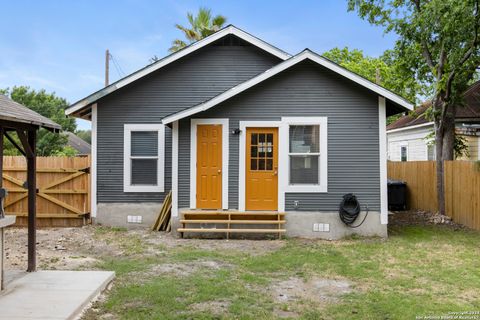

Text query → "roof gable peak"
[66,25,290,117]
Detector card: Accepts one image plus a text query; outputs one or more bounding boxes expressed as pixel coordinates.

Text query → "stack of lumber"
[152,191,172,232]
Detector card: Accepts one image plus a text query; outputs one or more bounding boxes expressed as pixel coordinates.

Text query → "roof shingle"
[0,94,61,130]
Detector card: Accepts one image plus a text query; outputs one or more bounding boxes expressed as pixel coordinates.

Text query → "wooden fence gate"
[2,156,90,227]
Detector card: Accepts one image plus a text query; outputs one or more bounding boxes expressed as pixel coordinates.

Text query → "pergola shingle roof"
[0,94,61,131]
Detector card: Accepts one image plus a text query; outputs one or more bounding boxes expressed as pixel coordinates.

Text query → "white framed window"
[282,117,328,193]
[400,144,408,162]
[124,124,165,192]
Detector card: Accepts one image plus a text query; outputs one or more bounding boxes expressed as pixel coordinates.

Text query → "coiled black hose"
[339,193,369,228]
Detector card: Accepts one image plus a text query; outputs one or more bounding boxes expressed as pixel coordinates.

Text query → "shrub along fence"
[388,160,480,231]
[2,156,90,227]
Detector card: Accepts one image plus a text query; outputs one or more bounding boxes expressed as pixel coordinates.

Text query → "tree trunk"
[442,105,456,160]
[434,98,446,216]
[435,124,445,215]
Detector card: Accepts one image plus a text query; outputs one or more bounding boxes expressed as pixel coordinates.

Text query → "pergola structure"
[0,95,61,272]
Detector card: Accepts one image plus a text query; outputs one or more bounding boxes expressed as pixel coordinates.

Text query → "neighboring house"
[387,82,480,161]
[66,132,91,156]
[66,25,412,239]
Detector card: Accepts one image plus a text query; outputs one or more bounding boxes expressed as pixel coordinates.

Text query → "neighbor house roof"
[387,81,480,132]
[161,49,414,124]
[66,132,91,155]
[65,25,291,118]
[0,95,61,131]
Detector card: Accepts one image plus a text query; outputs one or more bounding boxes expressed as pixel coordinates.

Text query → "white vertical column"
[172,121,179,217]
[378,96,388,224]
[91,103,98,218]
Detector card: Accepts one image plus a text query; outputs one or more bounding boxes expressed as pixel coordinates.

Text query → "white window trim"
[400,142,409,162]
[123,124,165,193]
[282,117,328,193]
[190,119,229,210]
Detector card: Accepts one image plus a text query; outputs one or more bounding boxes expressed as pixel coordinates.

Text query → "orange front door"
[196,124,222,209]
[246,127,278,210]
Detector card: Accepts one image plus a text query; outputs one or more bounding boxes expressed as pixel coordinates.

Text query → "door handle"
[273,170,278,176]
[217,169,222,174]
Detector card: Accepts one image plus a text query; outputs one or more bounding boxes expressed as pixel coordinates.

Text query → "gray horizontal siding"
[178,60,380,211]
[97,42,281,203]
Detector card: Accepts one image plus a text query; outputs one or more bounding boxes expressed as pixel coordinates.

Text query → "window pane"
[259,159,266,170]
[250,159,257,170]
[290,155,319,184]
[251,133,258,145]
[131,159,157,185]
[251,146,258,157]
[401,146,408,162]
[131,131,158,156]
[266,159,273,170]
[289,125,319,153]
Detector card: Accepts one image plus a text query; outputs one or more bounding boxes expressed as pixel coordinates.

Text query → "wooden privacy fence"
[388,161,480,231]
[2,156,90,227]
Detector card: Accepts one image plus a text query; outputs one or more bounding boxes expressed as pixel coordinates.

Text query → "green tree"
[323,47,427,124]
[169,7,227,53]
[1,86,77,156]
[348,0,480,215]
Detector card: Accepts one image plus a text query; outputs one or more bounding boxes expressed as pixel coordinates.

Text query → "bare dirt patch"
[189,300,231,315]
[5,227,103,270]
[131,259,233,282]
[4,226,283,272]
[389,210,466,230]
[145,234,286,256]
[270,277,352,304]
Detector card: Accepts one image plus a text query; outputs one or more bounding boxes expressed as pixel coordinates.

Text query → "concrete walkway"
[0,270,114,320]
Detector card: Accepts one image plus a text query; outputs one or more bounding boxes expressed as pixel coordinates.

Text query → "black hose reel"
[339,193,369,228]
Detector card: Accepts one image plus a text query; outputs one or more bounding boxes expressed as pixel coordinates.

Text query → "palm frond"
[212,15,227,28]
[169,39,188,53]
[170,7,228,52]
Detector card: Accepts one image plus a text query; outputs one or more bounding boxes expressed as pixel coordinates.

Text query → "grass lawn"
[81,224,480,320]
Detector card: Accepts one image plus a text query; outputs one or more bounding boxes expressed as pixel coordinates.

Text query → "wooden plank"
[177,228,287,233]
[7,212,87,218]
[179,219,286,224]
[182,211,285,216]
[37,193,84,215]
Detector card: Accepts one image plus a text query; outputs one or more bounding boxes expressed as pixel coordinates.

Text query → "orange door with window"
[246,127,278,210]
[196,124,222,209]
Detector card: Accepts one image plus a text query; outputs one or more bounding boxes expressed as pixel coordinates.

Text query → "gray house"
[66,25,412,239]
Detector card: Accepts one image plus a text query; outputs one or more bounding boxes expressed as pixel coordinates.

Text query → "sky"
[0,0,397,130]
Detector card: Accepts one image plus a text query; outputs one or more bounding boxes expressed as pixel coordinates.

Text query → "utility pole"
[105,49,110,87]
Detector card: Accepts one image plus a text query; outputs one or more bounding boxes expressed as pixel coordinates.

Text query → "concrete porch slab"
[0,270,114,320]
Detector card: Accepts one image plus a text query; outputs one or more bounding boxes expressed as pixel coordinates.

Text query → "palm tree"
[169,7,227,53]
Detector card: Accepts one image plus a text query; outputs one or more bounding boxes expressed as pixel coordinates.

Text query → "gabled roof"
[66,132,91,155]
[161,50,414,124]
[65,25,291,118]
[0,94,61,131]
[387,80,480,131]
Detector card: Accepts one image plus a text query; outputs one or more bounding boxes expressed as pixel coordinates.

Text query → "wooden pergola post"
[0,95,61,275]
[26,129,36,272]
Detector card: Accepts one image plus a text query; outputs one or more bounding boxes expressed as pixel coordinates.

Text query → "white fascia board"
[386,121,434,134]
[162,51,414,124]
[65,25,290,116]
